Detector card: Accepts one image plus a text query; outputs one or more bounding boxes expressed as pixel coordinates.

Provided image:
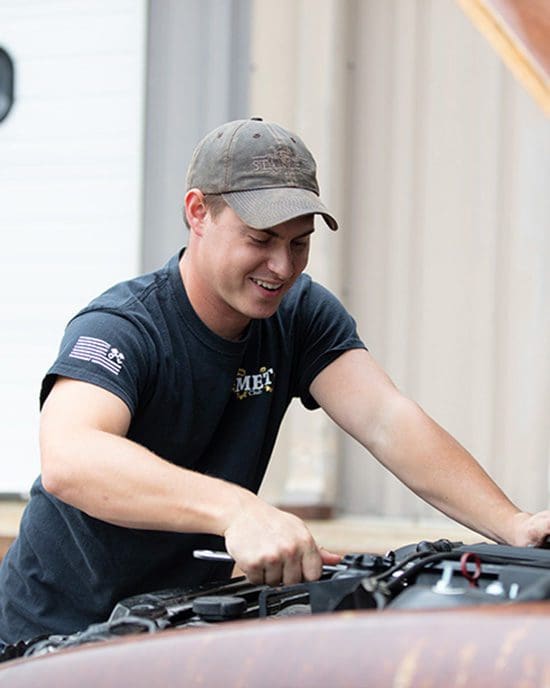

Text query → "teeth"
[252,278,281,291]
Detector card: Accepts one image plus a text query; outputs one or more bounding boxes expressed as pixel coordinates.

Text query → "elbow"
[39,408,83,502]
[41,451,68,499]
[40,438,75,502]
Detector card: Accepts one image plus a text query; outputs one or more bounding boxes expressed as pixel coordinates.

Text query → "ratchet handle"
[193,549,343,573]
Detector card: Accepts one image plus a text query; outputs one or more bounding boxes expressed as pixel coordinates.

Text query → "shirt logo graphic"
[69,336,125,376]
[233,366,274,400]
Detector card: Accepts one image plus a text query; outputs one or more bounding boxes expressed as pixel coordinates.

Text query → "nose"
[266,244,294,280]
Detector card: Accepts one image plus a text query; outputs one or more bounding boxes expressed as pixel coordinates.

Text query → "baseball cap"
[186,117,338,231]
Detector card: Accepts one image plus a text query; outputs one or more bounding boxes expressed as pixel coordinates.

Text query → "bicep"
[309,349,402,451]
[41,376,132,441]
[39,377,133,496]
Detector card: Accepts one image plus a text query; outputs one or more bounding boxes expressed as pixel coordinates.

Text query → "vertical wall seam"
[407,0,429,401]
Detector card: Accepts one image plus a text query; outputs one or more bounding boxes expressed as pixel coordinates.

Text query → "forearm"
[39,377,337,585]
[41,426,248,535]
[312,350,550,548]
[370,395,523,543]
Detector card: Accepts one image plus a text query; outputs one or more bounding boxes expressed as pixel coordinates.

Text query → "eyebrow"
[261,227,316,240]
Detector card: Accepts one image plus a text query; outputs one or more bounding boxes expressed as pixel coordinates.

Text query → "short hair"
[183,194,228,229]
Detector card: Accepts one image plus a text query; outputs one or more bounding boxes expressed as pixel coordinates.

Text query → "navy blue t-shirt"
[0,252,366,642]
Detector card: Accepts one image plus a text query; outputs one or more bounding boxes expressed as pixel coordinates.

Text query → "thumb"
[320,547,342,565]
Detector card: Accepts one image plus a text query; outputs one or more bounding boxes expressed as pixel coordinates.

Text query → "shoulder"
[279,274,358,336]
[66,255,182,347]
[81,257,174,318]
[279,273,344,318]
[40,257,180,411]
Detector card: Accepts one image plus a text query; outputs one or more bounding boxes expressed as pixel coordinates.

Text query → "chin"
[244,302,281,320]
[247,308,278,321]
[229,290,284,321]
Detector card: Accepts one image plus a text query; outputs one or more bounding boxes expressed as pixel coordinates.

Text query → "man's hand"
[223,498,340,586]
[508,511,550,547]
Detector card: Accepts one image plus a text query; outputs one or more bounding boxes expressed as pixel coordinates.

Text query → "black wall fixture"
[0,46,15,123]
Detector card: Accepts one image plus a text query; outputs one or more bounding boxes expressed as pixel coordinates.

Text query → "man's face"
[194,205,314,337]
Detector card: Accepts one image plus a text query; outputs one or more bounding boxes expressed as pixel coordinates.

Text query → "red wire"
[460,552,481,587]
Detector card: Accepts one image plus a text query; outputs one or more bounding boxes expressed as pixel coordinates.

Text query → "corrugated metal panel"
[142,0,251,271]
[341,0,550,517]
[250,0,550,521]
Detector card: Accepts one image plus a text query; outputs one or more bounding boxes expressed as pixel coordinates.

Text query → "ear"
[184,189,208,236]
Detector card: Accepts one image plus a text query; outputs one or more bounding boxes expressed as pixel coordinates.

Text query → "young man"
[0,117,548,645]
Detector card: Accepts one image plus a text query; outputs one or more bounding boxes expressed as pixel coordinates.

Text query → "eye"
[250,235,270,245]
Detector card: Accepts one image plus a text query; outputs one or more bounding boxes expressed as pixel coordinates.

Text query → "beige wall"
[251,0,353,510]
[253,0,550,520]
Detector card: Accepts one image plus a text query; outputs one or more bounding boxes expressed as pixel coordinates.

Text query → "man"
[0,117,549,646]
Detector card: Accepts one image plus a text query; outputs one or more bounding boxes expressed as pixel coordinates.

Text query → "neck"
[179,252,250,341]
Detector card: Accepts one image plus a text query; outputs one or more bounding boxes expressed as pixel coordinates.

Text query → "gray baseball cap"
[186,118,338,231]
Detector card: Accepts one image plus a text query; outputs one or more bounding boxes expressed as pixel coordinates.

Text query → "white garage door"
[0,0,146,493]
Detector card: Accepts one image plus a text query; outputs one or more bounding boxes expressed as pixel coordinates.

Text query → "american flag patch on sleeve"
[69,336,126,376]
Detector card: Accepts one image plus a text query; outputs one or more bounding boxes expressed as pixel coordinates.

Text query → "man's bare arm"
[310,349,550,546]
[40,377,245,534]
[40,377,339,584]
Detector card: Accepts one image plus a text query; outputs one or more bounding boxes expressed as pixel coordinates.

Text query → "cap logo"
[252,145,305,184]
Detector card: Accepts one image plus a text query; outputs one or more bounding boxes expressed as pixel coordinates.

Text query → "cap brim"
[222,188,338,231]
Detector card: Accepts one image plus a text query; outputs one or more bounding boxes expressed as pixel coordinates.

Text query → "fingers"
[246,560,283,586]
[282,552,303,585]
[514,510,550,547]
[240,545,321,586]
[224,498,330,586]
[301,546,324,582]
[320,547,342,566]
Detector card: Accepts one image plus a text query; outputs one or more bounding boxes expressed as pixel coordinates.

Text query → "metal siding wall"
[340,0,550,518]
[142,0,251,272]
[249,0,353,509]
[249,0,549,522]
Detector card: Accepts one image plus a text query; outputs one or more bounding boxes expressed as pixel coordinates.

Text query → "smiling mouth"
[250,278,283,292]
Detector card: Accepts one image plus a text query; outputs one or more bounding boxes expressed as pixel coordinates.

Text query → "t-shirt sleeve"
[295,281,367,410]
[39,309,151,415]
